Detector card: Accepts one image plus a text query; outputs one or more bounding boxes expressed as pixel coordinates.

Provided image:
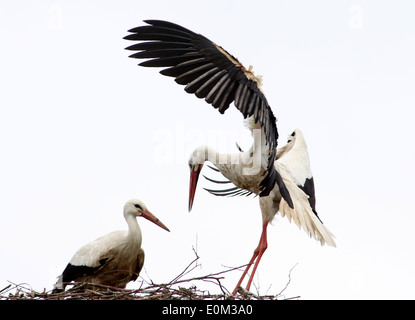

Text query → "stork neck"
[196,145,220,164]
[125,213,142,246]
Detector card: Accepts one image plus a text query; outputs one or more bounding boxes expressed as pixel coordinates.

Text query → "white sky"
[1,0,414,300]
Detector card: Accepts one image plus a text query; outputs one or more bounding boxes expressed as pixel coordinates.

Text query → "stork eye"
[134,204,143,211]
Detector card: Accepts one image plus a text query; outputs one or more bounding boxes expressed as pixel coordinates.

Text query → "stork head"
[288,129,307,143]
[125,199,170,232]
[287,130,296,143]
[287,129,308,153]
[187,147,208,212]
[276,129,305,160]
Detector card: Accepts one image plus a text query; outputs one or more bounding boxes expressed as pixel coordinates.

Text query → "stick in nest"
[0,249,299,300]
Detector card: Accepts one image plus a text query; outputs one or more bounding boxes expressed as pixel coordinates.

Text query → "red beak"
[141,209,170,232]
[188,164,203,212]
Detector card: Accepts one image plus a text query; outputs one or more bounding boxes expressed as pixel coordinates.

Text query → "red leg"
[232,221,269,294]
[232,248,259,295]
[246,222,268,291]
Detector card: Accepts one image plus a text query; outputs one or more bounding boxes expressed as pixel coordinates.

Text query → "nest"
[1,251,299,301]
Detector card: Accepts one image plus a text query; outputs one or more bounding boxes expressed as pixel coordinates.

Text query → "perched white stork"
[124,20,335,294]
[53,199,169,292]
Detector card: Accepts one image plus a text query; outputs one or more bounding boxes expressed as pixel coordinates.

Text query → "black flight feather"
[124,19,293,207]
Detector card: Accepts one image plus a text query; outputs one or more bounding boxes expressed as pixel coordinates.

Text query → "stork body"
[188,116,269,210]
[53,199,169,291]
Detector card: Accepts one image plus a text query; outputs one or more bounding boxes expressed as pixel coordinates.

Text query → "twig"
[0,284,11,295]
[1,251,299,300]
[276,263,298,298]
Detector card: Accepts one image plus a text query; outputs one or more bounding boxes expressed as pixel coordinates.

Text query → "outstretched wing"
[278,177,336,247]
[124,20,293,206]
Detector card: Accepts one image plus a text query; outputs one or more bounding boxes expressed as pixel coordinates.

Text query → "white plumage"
[275,130,336,247]
[277,178,336,247]
[53,199,169,291]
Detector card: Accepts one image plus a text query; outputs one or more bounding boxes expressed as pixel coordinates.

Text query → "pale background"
[1,0,414,299]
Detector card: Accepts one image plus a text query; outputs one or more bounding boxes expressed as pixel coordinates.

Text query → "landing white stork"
[189,127,336,293]
[124,20,335,294]
[53,199,169,292]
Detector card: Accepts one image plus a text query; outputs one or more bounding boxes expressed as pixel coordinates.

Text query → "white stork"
[124,20,335,294]
[53,199,169,292]
[189,127,337,293]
